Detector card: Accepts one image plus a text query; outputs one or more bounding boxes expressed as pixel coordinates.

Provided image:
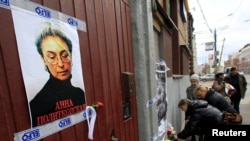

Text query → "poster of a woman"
[11,6,86,127]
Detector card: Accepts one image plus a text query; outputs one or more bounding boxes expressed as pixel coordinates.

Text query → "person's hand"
[226,84,231,89]
[173,134,178,141]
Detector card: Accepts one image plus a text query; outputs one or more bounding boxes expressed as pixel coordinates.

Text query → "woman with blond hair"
[194,85,237,113]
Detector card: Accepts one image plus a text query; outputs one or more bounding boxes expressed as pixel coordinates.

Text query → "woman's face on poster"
[41,36,72,80]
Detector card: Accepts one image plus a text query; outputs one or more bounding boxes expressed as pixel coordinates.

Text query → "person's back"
[177,99,223,140]
[185,100,223,126]
[194,85,237,113]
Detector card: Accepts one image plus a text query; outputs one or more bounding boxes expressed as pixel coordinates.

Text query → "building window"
[179,0,187,22]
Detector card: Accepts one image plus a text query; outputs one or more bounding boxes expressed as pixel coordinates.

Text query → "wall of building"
[130,0,191,140]
[130,0,158,140]
[239,44,250,73]
[166,76,189,132]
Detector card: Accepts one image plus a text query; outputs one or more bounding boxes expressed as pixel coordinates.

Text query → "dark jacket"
[178,100,223,139]
[205,89,237,113]
[30,75,86,127]
[186,86,198,100]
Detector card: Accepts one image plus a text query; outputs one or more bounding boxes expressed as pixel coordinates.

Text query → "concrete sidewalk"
[240,97,250,125]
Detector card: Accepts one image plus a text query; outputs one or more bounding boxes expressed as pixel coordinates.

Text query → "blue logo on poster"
[22,129,40,141]
[58,118,71,128]
[35,6,51,18]
[67,18,78,26]
[0,0,9,6]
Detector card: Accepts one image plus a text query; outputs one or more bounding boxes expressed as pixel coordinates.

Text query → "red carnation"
[97,101,104,107]
[167,129,172,135]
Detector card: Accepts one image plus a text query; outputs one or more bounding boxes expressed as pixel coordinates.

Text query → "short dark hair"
[35,22,72,57]
[178,98,191,108]
[230,66,237,71]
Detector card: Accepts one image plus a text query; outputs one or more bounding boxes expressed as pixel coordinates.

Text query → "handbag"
[224,83,236,96]
[223,111,242,125]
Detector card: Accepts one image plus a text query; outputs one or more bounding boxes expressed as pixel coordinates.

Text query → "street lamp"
[213,13,233,73]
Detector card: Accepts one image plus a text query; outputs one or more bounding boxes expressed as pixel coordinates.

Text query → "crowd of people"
[173,66,247,141]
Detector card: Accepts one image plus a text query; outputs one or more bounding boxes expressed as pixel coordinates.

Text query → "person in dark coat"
[174,99,223,140]
[194,85,237,113]
[224,66,247,113]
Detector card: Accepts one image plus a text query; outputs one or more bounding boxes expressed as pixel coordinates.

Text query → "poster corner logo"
[35,6,51,18]
[58,118,71,128]
[0,0,10,6]
[67,17,78,26]
[21,129,40,141]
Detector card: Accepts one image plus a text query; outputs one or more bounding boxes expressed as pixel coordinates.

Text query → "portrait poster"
[11,6,86,127]
[155,59,169,140]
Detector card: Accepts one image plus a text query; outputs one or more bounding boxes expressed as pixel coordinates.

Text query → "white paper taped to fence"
[14,106,96,141]
[9,0,86,32]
